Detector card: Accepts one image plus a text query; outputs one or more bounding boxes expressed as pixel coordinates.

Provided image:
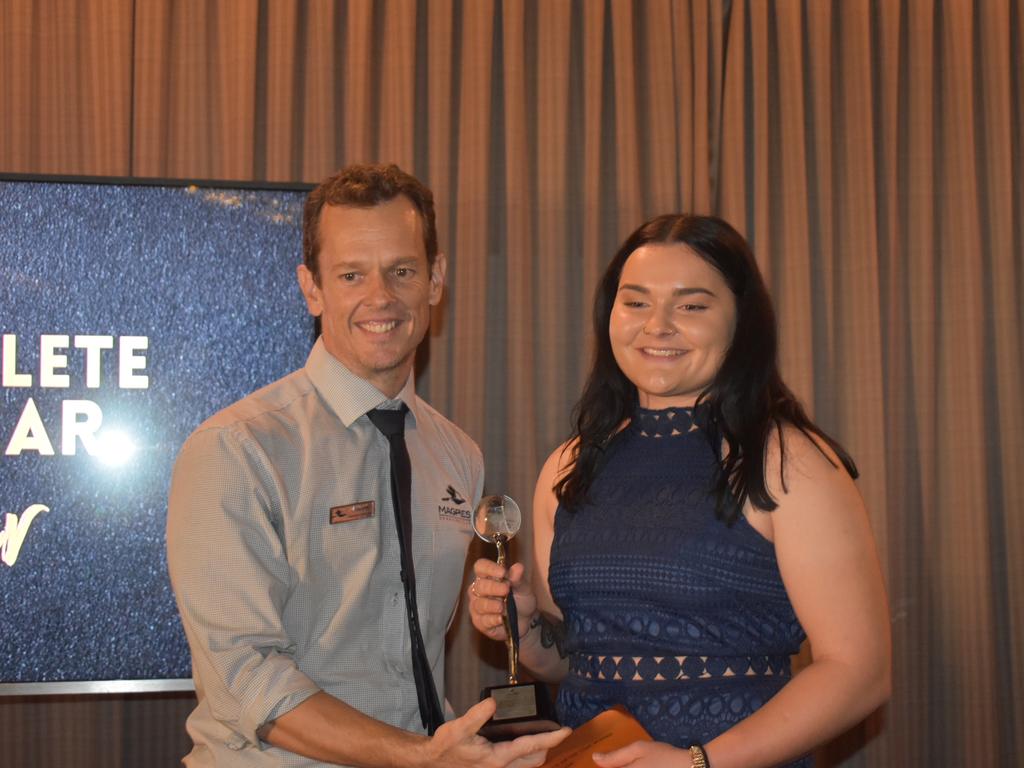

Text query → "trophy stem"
[474,495,561,740]
[495,536,507,568]
[494,535,519,685]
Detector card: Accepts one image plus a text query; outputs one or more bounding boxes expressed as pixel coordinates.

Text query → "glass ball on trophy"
[473,494,560,740]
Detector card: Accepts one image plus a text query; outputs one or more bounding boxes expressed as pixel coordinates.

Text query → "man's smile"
[357,319,401,334]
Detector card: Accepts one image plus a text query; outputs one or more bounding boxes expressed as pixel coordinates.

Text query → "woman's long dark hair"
[554,214,857,523]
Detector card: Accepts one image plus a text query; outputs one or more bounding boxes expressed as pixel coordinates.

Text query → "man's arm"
[167,426,321,746]
[262,693,569,768]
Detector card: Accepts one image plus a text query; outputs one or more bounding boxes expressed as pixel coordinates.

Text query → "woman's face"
[609,243,737,409]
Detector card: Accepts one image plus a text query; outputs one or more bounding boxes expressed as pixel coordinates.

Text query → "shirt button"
[391,592,399,607]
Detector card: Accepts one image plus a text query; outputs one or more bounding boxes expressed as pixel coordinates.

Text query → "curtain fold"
[0,0,132,175]
[2,1,1021,765]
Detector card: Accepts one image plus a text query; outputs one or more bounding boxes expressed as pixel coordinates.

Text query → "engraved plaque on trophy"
[474,494,561,740]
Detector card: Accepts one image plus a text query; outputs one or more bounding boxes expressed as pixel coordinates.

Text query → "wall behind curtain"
[2,1,1021,766]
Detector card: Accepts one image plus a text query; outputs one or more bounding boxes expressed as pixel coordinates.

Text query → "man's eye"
[340,272,358,281]
[394,267,413,278]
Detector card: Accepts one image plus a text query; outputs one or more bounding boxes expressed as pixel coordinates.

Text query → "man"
[167,164,568,767]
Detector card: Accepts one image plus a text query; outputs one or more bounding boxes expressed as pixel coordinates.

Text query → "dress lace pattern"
[549,407,811,766]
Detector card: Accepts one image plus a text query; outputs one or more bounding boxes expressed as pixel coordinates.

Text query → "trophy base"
[479,681,561,741]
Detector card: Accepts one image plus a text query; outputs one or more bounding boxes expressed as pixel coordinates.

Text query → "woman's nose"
[642,306,676,336]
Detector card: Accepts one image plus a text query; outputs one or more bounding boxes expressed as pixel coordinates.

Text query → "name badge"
[330,501,375,525]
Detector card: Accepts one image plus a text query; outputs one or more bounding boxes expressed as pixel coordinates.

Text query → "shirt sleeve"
[167,425,321,749]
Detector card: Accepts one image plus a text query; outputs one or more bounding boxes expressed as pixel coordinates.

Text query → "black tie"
[366,405,445,735]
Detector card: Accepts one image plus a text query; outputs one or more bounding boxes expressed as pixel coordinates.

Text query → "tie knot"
[367,405,408,438]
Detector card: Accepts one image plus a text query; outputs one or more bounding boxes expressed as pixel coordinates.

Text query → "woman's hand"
[467,559,538,641]
[592,740,691,767]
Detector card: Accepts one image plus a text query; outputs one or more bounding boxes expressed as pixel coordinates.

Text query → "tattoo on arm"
[530,614,567,659]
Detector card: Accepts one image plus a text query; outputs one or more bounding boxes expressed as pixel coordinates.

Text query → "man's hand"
[419,697,570,768]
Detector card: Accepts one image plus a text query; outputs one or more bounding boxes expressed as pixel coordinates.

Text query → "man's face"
[298,197,446,397]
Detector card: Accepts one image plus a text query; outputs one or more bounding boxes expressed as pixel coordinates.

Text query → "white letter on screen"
[75,335,115,388]
[62,400,103,456]
[0,504,49,567]
[2,334,32,387]
[40,334,71,388]
[119,336,149,389]
[4,397,56,456]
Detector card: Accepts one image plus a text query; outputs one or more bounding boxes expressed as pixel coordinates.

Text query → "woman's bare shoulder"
[763,421,849,499]
[539,438,578,483]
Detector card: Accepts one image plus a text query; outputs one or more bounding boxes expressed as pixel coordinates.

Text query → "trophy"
[474,494,560,740]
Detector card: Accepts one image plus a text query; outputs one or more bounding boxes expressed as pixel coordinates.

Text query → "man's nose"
[364,270,396,304]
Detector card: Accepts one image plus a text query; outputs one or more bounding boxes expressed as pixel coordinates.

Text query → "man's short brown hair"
[302,163,439,282]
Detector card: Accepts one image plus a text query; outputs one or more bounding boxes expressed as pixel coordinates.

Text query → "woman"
[468,215,890,767]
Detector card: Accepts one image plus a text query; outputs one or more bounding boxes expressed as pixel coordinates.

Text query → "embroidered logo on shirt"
[438,486,470,523]
[330,501,375,525]
[442,485,466,505]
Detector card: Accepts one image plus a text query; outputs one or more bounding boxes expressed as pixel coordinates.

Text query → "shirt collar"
[304,338,420,428]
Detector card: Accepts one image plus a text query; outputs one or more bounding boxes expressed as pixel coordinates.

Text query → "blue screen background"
[0,180,309,683]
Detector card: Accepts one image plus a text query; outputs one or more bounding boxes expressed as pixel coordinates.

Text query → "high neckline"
[630,406,699,438]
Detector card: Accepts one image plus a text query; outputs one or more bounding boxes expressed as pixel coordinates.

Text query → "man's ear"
[297,264,323,317]
[429,253,447,307]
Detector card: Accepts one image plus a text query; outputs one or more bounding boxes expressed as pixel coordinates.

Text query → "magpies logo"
[442,485,466,505]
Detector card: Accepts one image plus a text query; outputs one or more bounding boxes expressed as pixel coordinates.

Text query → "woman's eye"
[680,303,708,312]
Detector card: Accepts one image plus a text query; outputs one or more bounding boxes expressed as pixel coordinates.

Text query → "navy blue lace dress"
[548,407,811,767]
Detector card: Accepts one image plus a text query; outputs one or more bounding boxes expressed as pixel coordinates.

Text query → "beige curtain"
[2,1,1021,765]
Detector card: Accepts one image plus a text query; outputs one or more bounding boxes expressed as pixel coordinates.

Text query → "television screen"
[0,176,310,692]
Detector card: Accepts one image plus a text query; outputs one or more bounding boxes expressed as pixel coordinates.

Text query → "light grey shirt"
[167,339,483,767]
